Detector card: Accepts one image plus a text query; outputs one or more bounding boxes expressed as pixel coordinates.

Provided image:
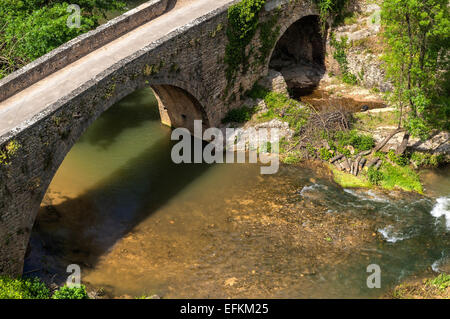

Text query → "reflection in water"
[25,88,449,298]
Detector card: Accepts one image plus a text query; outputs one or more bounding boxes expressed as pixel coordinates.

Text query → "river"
[24,87,450,298]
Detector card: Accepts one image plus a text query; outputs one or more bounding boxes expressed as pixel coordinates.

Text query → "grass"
[379,162,423,193]
[244,83,310,133]
[327,154,423,193]
[327,164,372,188]
[353,110,399,131]
[389,273,450,299]
[428,273,450,291]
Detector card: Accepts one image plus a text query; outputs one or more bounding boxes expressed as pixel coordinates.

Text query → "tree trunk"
[372,128,405,154]
[396,133,410,155]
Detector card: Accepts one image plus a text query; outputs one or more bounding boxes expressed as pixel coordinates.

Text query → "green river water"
[24,87,450,298]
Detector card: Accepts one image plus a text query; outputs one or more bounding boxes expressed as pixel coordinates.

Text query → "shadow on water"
[80,89,160,149]
[26,137,212,284]
[24,87,212,284]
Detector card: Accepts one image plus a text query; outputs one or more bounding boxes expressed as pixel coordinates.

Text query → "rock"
[373,127,450,155]
[220,119,295,152]
[361,105,369,112]
[278,63,325,92]
[256,99,268,113]
[258,69,289,96]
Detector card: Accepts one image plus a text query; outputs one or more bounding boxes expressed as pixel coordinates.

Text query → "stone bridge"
[0,0,327,275]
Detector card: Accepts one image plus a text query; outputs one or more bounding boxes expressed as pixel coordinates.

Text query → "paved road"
[0,0,232,137]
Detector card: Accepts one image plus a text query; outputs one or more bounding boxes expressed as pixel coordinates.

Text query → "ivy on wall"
[329,33,358,84]
[224,0,267,87]
[313,0,349,31]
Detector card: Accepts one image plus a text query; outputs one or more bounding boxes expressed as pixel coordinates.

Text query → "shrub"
[410,152,446,168]
[319,147,333,161]
[0,276,50,299]
[387,150,409,166]
[221,105,256,123]
[334,130,375,153]
[367,167,383,185]
[428,273,450,291]
[52,285,89,299]
[283,152,302,164]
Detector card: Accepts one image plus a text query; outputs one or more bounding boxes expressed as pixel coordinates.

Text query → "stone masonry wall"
[0,0,319,276]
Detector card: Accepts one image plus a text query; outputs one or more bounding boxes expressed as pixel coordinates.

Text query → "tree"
[0,0,126,79]
[381,0,450,139]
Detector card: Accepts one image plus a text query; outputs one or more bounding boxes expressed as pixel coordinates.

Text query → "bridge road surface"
[0,0,233,138]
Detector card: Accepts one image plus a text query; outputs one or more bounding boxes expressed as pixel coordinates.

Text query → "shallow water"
[25,88,450,298]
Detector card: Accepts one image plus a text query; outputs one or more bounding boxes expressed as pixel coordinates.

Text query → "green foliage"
[258,11,281,64]
[0,276,50,299]
[246,83,267,99]
[328,163,372,188]
[381,0,450,137]
[410,151,446,167]
[52,285,89,299]
[243,83,310,133]
[387,150,409,166]
[329,33,358,85]
[0,0,126,78]
[224,0,266,85]
[282,151,303,164]
[367,166,383,185]
[0,140,21,166]
[333,130,375,153]
[222,105,256,123]
[379,161,423,193]
[319,147,333,161]
[313,0,350,31]
[428,273,450,291]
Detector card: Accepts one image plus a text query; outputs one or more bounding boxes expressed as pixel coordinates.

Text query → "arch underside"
[12,82,209,276]
[269,15,326,97]
[152,84,210,135]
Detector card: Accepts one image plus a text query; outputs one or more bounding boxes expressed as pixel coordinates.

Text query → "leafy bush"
[367,167,383,185]
[0,276,50,299]
[0,0,126,79]
[52,285,89,299]
[410,152,446,168]
[387,150,409,166]
[334,130,375,153]
[224,0,266,84]
[428,273,450,291]
[319,147,333,161]
[221,105,256,123]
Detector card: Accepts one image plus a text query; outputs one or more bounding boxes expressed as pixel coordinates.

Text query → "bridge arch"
[266,14,327,96]
[8,79,208,276]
